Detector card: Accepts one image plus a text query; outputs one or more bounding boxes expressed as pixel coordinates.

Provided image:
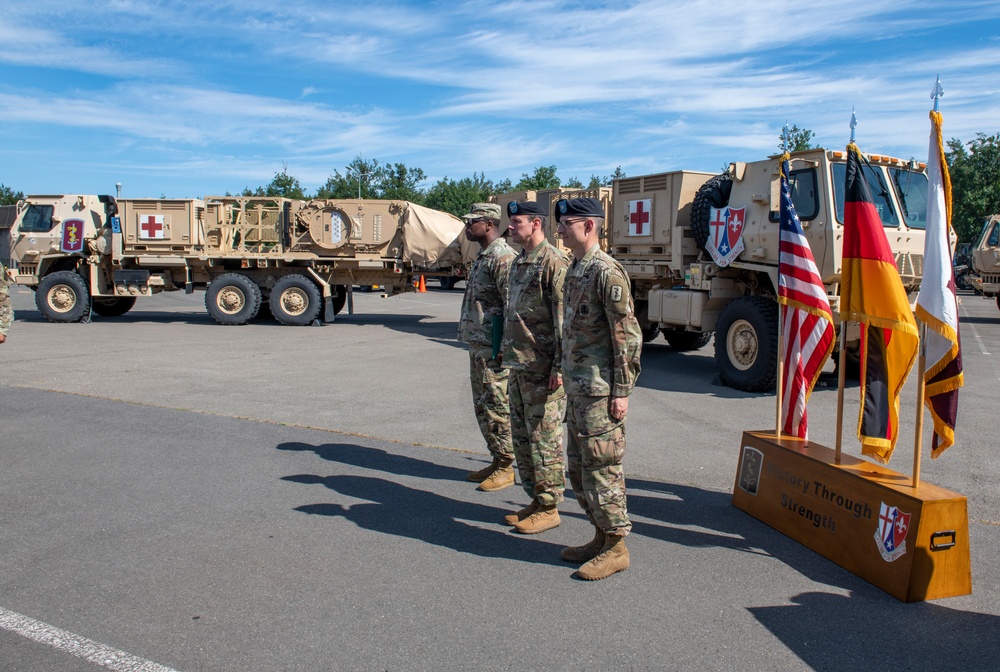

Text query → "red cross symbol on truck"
[630,201,649,235]
[140,215,163,238]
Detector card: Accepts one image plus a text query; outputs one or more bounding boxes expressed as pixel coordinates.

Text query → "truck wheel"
[439,276,458,290]
[206,273,261,325]
[91,297,136,317]
[270,275,321,325]
[332,285,348,315]
[36,270,92,323]
[691,173,734,253]
[664,329,712,351]
[714,296,778,392]
[635,300,659,342]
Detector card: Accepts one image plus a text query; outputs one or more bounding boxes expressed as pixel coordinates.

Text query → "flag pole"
[775,126,790,439]
[834,326,846,463]
[912,77,945,488]
[912,323,927,488]
[835,112,857,464]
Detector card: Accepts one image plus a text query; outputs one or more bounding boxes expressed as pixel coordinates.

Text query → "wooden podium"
[732,431,971,602]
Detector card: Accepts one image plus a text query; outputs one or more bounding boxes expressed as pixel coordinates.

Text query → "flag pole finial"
[850,107,857,144]
[782,122,790,153]
[931,75,944,112]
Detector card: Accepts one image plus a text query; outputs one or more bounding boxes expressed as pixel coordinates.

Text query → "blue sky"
[1,0,998,199]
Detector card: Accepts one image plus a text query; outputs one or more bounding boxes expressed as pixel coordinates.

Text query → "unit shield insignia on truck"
[707,206,745,267]
[875,501,911,562]
[628,199,652,236]
[61,219,85,253]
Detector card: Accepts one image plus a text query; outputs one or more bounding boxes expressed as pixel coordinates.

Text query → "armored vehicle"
[6,194,470,325]
[970,213,1000,310]
[610,148,929,391]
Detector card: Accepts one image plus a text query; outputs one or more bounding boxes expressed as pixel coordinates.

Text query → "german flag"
[841,144,919,463]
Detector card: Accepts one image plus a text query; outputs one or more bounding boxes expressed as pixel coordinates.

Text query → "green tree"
[947,132,1000,242]
[587,166,626,188]
[515,165,560,190]
[424,172,495,218]
[265,164,307,199]
[379,162,427,203]
[0,184,24,205]
[780,125,815,152]
[563,176,584,189]
[317,156,386,199]
[494,178,514,193]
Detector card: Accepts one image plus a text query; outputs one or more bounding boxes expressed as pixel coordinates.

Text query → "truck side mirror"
[98,195,119,218]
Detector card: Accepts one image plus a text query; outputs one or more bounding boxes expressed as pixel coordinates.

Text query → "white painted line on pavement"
[959,300,990,356]
[0,607,179,672]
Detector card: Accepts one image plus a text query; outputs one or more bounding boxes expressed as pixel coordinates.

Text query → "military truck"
[969,213,1000,310]
[609,148,929,391]
[5,194,470,325]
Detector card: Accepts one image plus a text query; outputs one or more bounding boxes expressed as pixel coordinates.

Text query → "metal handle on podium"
[930,531,956,551]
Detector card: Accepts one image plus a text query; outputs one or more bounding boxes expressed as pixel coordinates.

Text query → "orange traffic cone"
[418,275,427,293]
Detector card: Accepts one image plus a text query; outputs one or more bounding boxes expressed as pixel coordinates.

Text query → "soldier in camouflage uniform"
[500,201,570,535]
[555,197,642,581]
[0,263,13,344]
[457,203,517,491]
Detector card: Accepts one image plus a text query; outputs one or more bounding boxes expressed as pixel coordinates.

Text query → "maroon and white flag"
[915,109,963,457]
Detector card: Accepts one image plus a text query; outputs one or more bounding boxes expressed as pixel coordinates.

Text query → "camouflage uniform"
[501,240,570,506]
[562,244,642,536]
[458,237,516,465]
[0,264,13,340]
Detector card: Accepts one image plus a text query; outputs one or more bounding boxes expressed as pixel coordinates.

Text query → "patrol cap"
[555,197,605,222]
[507,200,547,218]
[461,202,502,222]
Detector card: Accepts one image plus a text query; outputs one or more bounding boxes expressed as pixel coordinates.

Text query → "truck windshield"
[831,162,900,227]
[889,168,929,230]
[18,204,56,232]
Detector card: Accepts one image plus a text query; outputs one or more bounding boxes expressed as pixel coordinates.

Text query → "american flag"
[777,155,835,438]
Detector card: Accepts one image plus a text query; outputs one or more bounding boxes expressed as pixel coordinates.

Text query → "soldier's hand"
[548,372,562,391]
[0,334,5,344]
[609,396,628,420]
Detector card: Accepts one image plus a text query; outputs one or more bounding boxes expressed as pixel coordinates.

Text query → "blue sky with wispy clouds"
[1,0,998,198]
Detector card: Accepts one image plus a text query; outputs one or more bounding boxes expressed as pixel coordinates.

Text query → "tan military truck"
[970,213,1000,310]
[6,194,470,325]
[610,148,929,391]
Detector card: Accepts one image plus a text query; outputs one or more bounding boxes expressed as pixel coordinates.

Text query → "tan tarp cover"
[401,202,478,269]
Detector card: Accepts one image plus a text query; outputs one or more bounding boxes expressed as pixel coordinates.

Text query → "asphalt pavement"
[1,285,999,671]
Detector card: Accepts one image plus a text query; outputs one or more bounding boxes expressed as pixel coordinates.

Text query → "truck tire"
[205,273,262,325]
[691,173,734,253]
[635,300,660,342]
[439,276,459,290]
[36,270,92,323]
[714,296,778,392]
[663,329,712,351]
[270,275,321,325]
[91,296,136,317]
[332,285,348,315]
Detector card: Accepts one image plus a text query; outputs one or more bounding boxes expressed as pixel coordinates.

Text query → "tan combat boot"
[512,504,560,534]
[477,463,515,492]
[573,534,629,580]
[503,499,539,526]
[560,525,606,563]
[466,458,499,482]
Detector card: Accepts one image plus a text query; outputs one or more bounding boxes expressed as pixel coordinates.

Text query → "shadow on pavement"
[277,441,471,481]
[626,478,866,589]
[283,473,566,565]
[748,590,1000,670]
